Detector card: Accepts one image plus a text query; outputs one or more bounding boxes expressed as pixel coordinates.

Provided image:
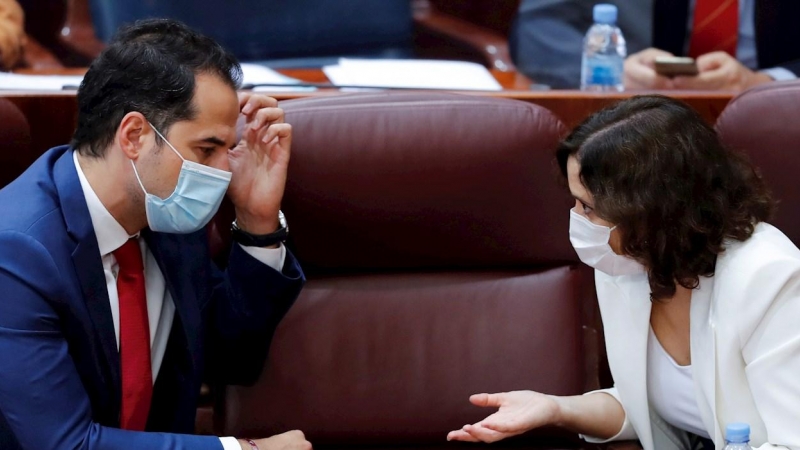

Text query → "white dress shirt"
[74,152,284,450]
[687,0,796,81]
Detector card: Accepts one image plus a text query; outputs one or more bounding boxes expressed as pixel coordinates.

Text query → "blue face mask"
[130,123,232,234]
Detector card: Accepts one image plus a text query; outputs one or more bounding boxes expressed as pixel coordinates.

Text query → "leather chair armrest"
[411,0,516,72]
[20,36,63,70]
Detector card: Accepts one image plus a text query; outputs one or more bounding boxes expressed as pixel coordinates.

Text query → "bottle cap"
[726,423,751,443]
[593,4,618,24]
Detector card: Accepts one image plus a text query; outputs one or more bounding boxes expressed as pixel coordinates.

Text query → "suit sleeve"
[0,231,224,450]
[738,255,800,449]
[205,242,304,386]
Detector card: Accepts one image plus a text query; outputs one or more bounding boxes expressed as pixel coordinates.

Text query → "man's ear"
[117,112,150,160]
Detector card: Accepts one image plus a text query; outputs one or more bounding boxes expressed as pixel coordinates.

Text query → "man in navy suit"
[0,19,307,450]
[511,0,800,90]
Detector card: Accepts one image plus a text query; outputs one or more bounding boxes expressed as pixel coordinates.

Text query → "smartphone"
[654,56,699,77]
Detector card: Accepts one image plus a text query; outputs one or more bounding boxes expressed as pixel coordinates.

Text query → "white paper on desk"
[322,58,502,91]
[0,72,84,91]
[240,63,316,92]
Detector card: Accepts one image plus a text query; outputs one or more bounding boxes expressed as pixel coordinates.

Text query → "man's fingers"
[447,429,479,442]
[469,392,504,408]
[695,51,728,72]
[633,47,675,68]
[239,93,279,117]
[259,123,292,148]
[624,60,657,89]
[673,68,724,90]
[249,107,285,131]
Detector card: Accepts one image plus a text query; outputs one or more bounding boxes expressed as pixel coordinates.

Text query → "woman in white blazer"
[448,96,800,449]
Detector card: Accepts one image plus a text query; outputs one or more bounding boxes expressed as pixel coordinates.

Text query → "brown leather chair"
[216,92,615,448]
[715,80,800,245]
[0,98,32,188]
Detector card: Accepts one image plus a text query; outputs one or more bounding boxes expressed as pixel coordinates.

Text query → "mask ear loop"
[148,121,186,162]
[130,160,148,194]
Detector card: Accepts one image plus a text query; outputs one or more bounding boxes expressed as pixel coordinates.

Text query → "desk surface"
[3,67,735,157]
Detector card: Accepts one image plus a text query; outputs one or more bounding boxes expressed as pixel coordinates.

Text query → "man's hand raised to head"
[227,93,292,235]
[238,430,312,450]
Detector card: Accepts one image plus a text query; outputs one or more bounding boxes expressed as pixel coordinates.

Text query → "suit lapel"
[653,0,690,56]
[52,149,121,405]
[142,230,201,373]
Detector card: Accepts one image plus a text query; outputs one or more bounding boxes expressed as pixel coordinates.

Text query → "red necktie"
[688,0,739,59]
[113,238,153,431]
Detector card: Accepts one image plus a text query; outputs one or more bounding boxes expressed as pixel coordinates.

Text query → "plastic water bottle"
[723,423,754,450]
[580,4,626,92]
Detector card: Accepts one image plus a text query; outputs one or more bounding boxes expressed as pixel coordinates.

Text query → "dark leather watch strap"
[230,220,288,247]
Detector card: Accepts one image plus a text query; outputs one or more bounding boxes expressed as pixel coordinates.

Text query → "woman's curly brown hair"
[557,95,773,300]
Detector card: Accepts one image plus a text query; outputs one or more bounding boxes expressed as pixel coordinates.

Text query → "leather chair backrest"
[0,99,32,188]
[220,93,605,446]
[280,92,576,270]
[716,80,800,245]
[88,0,414,64]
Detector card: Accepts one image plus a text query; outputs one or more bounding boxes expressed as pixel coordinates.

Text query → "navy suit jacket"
[0,146,305,449]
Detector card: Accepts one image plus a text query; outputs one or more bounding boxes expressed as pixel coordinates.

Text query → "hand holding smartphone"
[654,56,699,77]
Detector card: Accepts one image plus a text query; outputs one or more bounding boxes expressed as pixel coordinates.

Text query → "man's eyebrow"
[196,136,228,147]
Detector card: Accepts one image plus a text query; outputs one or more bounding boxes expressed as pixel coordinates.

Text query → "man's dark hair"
[71,19,243,157]
[556,95,773,300]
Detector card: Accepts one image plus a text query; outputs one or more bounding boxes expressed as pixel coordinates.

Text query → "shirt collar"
[73,151,137,256]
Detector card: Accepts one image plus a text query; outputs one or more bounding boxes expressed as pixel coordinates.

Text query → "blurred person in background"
[511,0,800,91]
[0,0,24,69]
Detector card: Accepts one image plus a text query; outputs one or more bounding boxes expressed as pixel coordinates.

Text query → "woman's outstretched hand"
[446,391,561,443]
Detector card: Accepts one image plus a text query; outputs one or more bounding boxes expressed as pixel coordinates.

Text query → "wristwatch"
[230,210,289,247]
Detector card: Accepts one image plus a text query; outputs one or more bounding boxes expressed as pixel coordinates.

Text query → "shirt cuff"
[238,242,286,272]
[760,67,797,81]
[220,436,242,450]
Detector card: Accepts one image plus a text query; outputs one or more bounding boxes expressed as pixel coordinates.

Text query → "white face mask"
[569,208,644,276]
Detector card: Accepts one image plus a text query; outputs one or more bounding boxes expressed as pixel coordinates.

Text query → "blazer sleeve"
[0,231,224,450]
[205,242,305,386]
[737,253,800,449]
[578,387,639,443]
[0,0,24,70]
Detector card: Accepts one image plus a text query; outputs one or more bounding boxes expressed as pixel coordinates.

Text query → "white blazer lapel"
[690,276,723,446]
[598,272,655,449]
